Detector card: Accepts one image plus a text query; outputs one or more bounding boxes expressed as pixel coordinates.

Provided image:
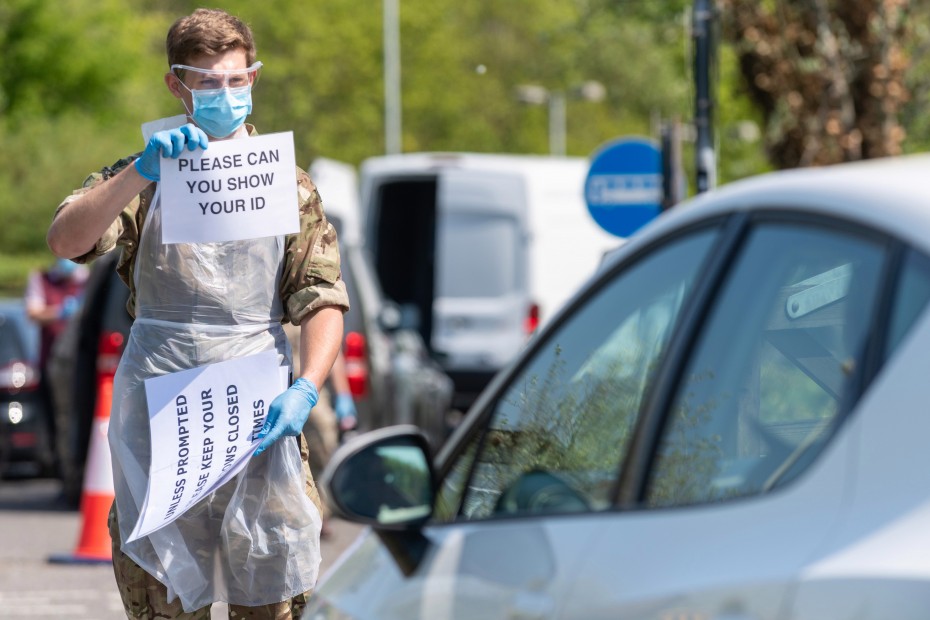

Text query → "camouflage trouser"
[108,433,324,619]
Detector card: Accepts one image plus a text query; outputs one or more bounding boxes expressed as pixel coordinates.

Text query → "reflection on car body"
[309,154,930,620]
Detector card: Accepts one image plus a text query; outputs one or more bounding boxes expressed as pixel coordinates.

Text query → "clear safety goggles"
[171,61,263,91]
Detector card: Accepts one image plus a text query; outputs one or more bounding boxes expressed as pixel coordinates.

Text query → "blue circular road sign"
[584,137,662,238]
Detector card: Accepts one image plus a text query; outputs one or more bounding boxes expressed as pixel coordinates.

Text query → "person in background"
[330,351,359,437]
[24,257,89,472]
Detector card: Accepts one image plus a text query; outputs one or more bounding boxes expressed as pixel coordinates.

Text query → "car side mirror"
[324,425,435,526]
[322,425,435,575]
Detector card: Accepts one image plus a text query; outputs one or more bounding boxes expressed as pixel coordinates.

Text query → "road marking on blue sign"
[586,174,662,206]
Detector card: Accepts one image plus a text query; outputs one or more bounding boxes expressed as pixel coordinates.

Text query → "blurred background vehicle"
[335,218,456,445]
[311,158,454,448]
[357,153,618,414]
[0,299,54,478]
[309,153,930,620]
[47,251,131,507]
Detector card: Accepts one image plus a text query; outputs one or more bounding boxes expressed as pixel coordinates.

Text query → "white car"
[305,154,930,620]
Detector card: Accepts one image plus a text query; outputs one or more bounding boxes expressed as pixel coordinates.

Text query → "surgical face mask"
[172,62,261,138]
[185,85,252,138]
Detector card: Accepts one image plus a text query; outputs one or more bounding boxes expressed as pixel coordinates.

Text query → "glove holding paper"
[255,378,319,455]
[135,123,209,182]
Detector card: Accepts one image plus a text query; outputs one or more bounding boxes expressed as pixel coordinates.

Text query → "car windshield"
[0,308,30,363]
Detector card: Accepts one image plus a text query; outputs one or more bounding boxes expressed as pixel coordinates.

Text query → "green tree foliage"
[0,0,170,268]
[3,0,929,294]
[719,0,918,168]
[900,16,930,155]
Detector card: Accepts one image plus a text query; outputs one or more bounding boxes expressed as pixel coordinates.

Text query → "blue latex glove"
[254,378,318,455]
[59,295,80,319]
[134,123,209,182]
[334,393,358,431]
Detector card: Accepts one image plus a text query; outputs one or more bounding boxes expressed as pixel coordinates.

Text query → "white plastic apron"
[109,184,322,611]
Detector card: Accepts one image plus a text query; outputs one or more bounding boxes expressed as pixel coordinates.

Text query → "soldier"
[46,8,348,619]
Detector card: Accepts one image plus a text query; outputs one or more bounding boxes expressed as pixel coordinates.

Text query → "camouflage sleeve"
[53,155,145,266]
[281,167,350,326]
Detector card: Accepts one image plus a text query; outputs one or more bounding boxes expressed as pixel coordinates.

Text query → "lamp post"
[383,0,402,155]
[516,81,606,156]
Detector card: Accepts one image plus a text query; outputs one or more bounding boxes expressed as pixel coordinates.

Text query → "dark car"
[48,251,131,506]
[0,299,55,477]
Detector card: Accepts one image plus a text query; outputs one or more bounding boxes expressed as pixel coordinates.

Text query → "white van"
[358,152,621,410]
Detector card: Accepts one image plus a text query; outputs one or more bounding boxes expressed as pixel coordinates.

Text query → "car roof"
[359,152,588,176]
[617,154,930,260]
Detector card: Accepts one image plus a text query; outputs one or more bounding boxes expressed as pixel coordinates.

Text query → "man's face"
[165,48,250,117]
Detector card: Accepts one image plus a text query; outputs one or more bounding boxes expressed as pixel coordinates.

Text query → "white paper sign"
[127,350,287,542]
[159,131,300,244]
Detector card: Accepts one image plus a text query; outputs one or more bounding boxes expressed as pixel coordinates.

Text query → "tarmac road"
[0,475,364,619]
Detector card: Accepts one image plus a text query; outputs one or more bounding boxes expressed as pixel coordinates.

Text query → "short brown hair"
[165,9,256,67]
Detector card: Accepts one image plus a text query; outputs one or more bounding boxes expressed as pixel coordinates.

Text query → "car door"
[788,247,930,620]
[559,215,894,619]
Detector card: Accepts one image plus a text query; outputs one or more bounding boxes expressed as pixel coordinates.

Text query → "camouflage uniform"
[59,124,348,618]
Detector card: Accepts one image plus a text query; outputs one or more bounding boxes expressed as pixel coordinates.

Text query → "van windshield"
[437,214,519,298]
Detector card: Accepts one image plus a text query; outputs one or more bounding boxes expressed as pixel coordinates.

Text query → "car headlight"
[11,363,27,389]
[7,402,24,424]
[0,361,38,390]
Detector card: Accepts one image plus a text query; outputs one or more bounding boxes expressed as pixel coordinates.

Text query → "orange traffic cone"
[49,375,115,564]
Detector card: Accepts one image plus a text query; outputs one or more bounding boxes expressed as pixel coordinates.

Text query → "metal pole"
[548,91,566,157]
[384,0,402,154]
[693,0,716,192]
[661,118,686,210]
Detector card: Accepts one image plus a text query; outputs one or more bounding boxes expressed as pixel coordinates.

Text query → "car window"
[646,221,887,508]
[437,213,520,298]
[434,226,721,522]
[0,314,27,362]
